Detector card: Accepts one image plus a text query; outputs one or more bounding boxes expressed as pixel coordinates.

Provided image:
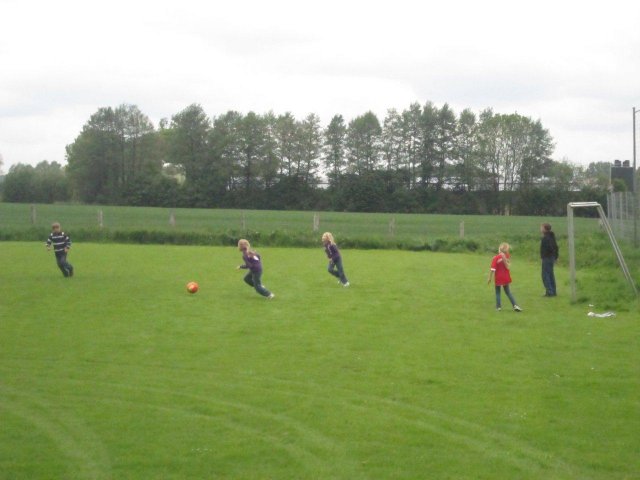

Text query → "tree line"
[0,102,615,215]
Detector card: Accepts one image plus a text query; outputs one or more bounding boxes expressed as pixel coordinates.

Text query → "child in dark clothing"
[46,222,74,277]
[237,239,274,299]
[322,232,349,287]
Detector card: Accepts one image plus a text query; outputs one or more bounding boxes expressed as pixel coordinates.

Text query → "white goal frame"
[567,202,638,302]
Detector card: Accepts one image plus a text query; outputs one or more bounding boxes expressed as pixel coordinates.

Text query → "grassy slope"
[0,243,638,479]
[0,202,601,239]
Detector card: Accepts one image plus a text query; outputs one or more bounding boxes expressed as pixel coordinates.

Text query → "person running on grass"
[46,222,74,277]
[237,239,274,299]
[322,232,349,287]
[487,242,522,312]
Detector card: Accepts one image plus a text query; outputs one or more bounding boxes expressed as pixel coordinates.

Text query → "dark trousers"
[244,271,271,297]
[55,252,74,277]
[328,257,348,285]
[541,257,556,296]
[495,284,517,308]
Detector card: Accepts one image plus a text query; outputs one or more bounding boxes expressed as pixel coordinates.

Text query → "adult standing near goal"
[540,223,559,297]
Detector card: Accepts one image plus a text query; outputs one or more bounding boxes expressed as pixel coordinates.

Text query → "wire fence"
[0,202,604,247]
[607,192,639,247]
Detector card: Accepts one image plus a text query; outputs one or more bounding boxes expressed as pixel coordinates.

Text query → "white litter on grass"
[587,311,616,318]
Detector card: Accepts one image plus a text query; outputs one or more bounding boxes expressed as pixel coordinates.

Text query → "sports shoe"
[513,305,522,312]
[267,293,275,299]
[496,307,502,311]
[342,282,350,287]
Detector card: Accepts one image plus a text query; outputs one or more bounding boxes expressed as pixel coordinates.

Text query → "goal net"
[567,202,638,302]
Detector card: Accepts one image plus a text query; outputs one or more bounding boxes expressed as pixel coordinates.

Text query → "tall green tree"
[418,102,438,189]
[115,104,159,184]
[167,104,211,184]
[66,107,119,202]
[210,110,244,195]
[475,109,501,191]
[345,111,382,175]
[274,112,297,178]
[401,103,423,188]
[454,108,479,191]
[582,161,611,190]
[294,113,322,184]
[32,161,70,203]
[381,108,404,173]
[66,104,160,203]
[1,161,69,203]
[237,112,274,193]
[166,104,214,205]
[260,111,280,189]
[474,110,555,213]
[542,160,579,190]
[323,115,347,185]
[1,164,35,202]
[513,116,554,189]
[433,103,457,191]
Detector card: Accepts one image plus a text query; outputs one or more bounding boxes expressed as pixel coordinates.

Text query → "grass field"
[0,202,601,242]
[1,242,638,479]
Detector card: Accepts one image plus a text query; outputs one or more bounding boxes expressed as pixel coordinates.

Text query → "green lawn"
[0,202,601,242]
[1,242,638,479]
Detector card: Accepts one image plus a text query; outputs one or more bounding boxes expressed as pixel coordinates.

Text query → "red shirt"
[490,253,512,286]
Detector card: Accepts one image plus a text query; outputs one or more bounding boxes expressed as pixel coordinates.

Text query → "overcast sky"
[1,0,639,173]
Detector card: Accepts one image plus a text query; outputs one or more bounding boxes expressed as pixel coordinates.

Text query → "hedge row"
[7,226,635,268]
[1,227,488,253]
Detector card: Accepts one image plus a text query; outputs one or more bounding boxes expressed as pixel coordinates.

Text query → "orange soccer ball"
[186,281,199,294]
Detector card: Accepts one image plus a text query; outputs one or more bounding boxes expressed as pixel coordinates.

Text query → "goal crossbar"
[567,202,638,301]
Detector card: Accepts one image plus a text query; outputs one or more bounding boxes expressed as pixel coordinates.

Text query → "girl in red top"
[487,243,522,312]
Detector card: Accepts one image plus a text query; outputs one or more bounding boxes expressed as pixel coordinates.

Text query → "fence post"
[169,211,176,227]
[313,213,320,232]
[98,209,104,228]
[389,217,396,236]
[30,204,36,225]
[241,211,246,231]
[459,221,465,239]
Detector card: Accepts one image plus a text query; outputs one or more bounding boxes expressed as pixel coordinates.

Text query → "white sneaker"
[343,282,350,287]
[496,307,501,311]
[513,305,522,312]
[267,293,275,299]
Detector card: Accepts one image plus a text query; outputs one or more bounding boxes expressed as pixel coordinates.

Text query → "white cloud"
[1,0,639,170]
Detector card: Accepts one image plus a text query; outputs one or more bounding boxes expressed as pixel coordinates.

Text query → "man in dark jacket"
[540,223,559,296]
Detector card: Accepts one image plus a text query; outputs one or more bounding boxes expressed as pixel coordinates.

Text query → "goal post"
[567,202,638,302]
